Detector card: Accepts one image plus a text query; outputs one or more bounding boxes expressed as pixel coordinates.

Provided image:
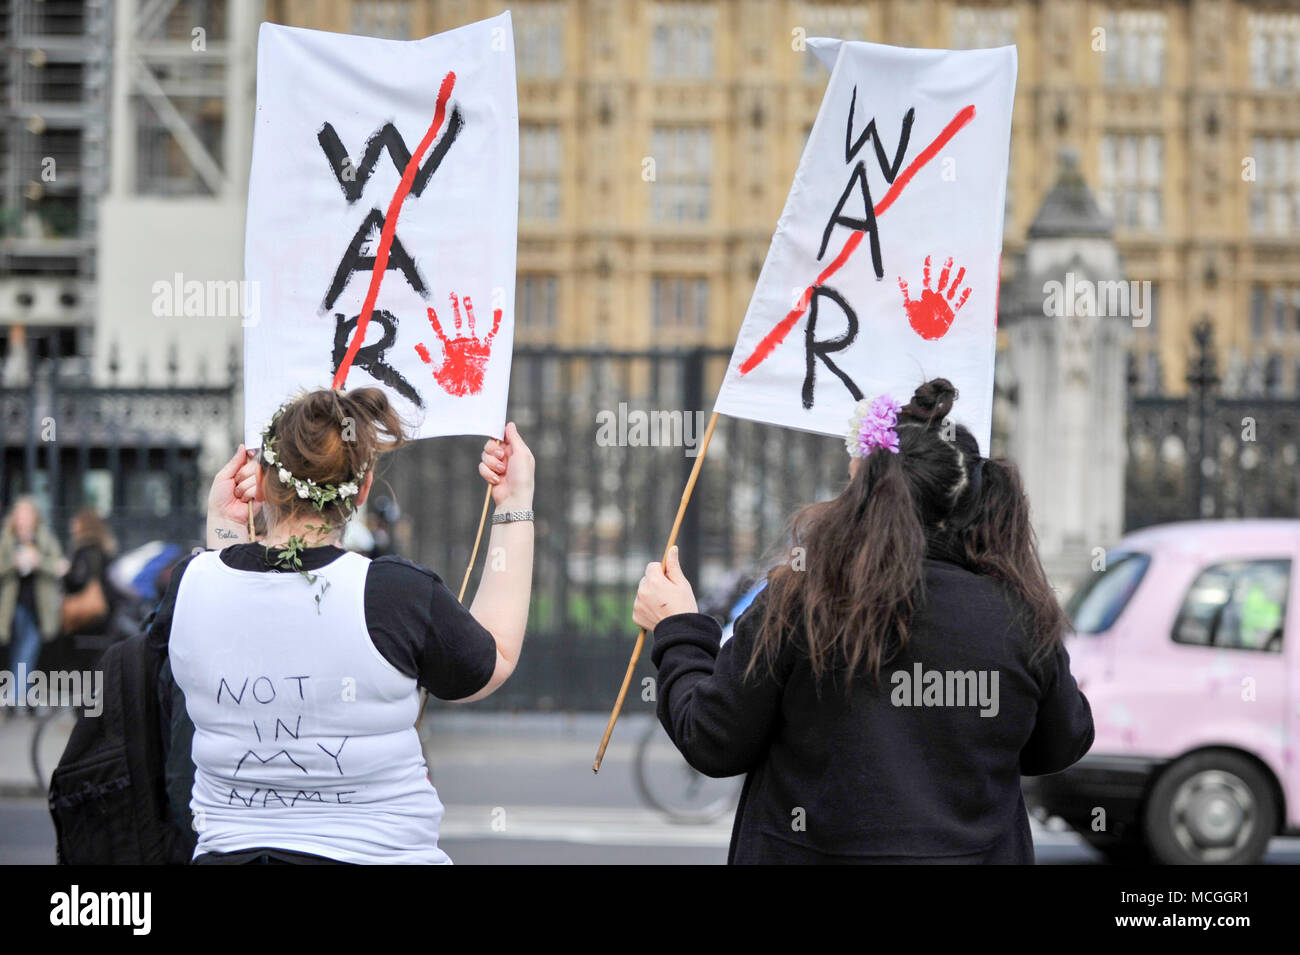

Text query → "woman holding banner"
[149,387,534,864]
[634,378,1093,864]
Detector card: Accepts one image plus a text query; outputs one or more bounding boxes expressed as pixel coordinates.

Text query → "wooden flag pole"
[415,481,494,730]
[459,483,496,601]
[592,410,720,774]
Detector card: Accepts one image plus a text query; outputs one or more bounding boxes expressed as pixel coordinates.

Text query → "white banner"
[714,39,1016,454]
[243,14,518,446]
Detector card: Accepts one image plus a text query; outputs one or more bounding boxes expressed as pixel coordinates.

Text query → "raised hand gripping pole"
[592,411,719,774]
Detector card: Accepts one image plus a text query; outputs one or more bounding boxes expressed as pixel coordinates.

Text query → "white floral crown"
[260,398,367,514]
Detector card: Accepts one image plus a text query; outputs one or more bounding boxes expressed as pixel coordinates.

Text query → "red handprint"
[898,255,971,341]
[414,292,502,397]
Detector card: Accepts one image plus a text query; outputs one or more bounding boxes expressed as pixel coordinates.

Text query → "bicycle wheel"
[30,706,74,791]
[633,719,741,824]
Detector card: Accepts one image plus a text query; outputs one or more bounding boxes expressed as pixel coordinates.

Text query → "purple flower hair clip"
[845,394,902,459]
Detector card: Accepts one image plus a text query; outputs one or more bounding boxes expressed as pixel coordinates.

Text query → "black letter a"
[322,209,428,312]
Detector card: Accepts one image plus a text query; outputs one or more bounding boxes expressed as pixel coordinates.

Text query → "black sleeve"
[650,599,788,779]
[364,556,499,701]
[1020,643,1095,776]
[144,552,199,654]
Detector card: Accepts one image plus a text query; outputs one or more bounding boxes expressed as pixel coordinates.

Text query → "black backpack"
[47,631,193,864]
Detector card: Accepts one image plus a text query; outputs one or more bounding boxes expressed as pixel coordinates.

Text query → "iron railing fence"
[5,332,1296,711]
[387,346,847,711]
[1125,323,1300,532]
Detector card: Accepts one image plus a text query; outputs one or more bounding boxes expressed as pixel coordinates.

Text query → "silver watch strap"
[491,508,534,525]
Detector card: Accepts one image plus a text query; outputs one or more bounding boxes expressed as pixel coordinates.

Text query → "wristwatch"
[491,509,534,525]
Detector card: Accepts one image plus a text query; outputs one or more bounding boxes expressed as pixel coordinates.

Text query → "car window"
[1066,552,1151,633]
[1172,559,1290,653]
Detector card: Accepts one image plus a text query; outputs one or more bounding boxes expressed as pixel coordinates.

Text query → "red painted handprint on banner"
[898,255,971,341]
[414,292,502,397]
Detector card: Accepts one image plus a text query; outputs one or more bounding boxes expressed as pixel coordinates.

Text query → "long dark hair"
[748,377,1066,687]
[70,508,118,557]
[748,379,978,686]
[952,456,1067,668]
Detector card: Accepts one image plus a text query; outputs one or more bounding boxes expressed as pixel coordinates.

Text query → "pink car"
[1025,519,1297,864]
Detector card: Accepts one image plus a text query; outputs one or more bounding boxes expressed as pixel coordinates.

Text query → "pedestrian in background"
[0,496,67,712]
[61,508,118,637]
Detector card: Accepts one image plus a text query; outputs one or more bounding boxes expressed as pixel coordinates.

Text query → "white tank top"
[169,549,450,864]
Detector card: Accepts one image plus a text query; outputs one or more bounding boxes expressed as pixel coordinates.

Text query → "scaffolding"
[106,0,258,201]
[0,0,111,367]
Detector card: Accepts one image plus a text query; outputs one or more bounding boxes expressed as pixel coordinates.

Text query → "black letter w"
[817,89,915,276]
[317,109,464,204]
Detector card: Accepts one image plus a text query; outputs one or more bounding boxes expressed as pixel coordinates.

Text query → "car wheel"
[1144,751,1276,865]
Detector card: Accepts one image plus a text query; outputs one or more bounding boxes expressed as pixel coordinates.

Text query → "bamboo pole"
[592,410,720,774]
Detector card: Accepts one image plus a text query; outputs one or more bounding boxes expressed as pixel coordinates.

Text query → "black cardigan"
[651,556,1094,864]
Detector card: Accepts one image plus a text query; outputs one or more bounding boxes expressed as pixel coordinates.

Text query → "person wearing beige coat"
[0,498,67,700]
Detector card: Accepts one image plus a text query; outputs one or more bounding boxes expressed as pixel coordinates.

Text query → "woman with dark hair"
[634,378,1092,864]
[61,509,119,638]
[150,387,534,864]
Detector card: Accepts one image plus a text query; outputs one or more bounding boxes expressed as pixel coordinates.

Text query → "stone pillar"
[999,151,1130,589]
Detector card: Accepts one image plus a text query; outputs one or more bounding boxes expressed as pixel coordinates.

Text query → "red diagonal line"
[738,103,976,376]
[331,71,457,390]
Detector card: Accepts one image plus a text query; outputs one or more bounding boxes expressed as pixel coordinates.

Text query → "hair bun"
[900,378,958,426]
[260,386,408,527]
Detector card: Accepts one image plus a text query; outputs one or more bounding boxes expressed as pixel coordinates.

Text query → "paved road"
[6,711,1300,865]
[12,793,1300,864]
